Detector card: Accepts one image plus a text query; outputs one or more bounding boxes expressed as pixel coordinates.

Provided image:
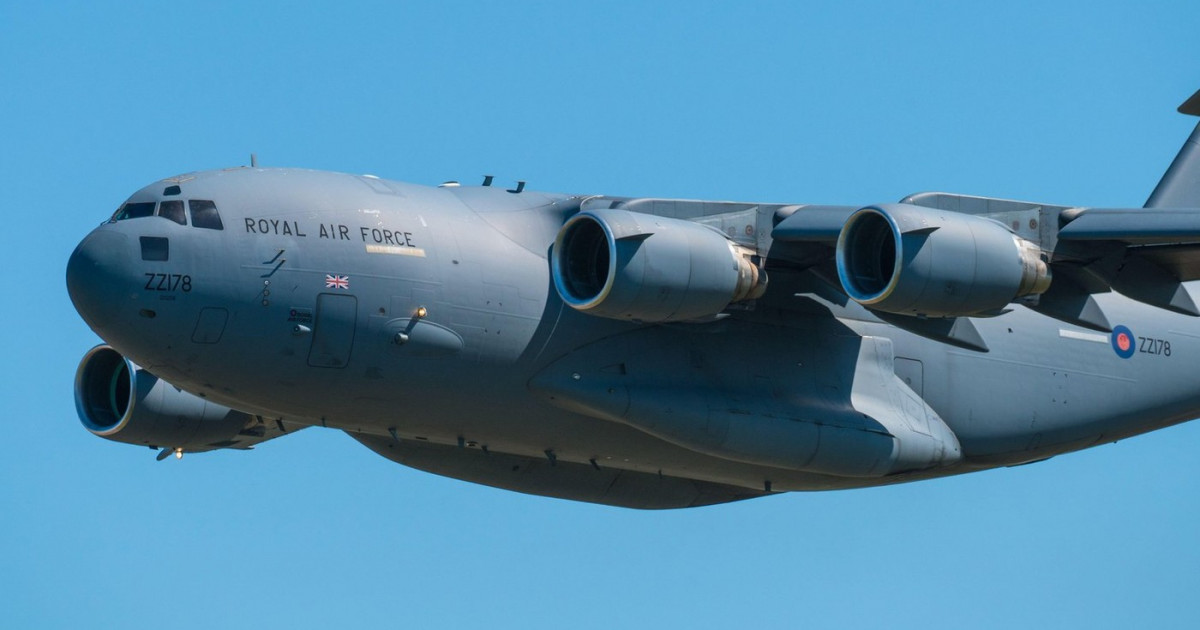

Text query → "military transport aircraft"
[67,91,1200,509]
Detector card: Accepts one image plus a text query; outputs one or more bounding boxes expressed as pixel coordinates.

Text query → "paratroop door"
[308,294,357,368]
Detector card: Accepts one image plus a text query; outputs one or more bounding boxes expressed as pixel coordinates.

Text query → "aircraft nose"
[67,230,131,332]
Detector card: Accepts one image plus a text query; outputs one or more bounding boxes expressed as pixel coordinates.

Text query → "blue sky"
[4,1,1200,627]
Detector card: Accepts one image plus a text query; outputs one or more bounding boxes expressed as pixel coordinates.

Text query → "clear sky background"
[4,1,1200,628]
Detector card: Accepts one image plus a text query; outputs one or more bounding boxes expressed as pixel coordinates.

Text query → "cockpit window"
[189,200,223,230]
[110,199,222,228]
[112,202,155,222]
[157,200,186,225]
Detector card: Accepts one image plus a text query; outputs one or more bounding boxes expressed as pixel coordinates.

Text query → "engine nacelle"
[551,209,766,322]
[836,203,1050,317]
[74,345,254,452]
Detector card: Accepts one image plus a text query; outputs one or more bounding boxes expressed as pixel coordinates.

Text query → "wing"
[548,90,1200,351]
[770,192,1200,340]
[765,90,1200,344]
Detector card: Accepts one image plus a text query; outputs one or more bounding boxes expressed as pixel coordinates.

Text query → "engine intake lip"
[836,206,902,304]
[551,211,617,310]
[74,345,135,436]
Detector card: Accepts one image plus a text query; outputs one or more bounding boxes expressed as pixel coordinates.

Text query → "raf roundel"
[1112,325,1136,359]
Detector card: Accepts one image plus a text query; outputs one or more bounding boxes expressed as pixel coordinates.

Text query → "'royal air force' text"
[243,218,416,248]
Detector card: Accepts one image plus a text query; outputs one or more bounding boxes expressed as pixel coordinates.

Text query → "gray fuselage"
[66,167,1200,495]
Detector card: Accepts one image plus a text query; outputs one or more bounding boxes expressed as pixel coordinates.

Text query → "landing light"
[174,448,183,460]
[415,306,427,319]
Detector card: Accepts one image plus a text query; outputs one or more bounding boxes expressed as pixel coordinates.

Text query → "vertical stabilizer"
[1145,89,1200,208]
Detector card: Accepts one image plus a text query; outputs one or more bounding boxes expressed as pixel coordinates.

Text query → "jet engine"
[551,209,766,322]
[836,203,1050,317]
[74,345,254,453]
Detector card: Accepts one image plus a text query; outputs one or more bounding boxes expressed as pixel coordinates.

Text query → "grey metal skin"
[65,111,1200,508]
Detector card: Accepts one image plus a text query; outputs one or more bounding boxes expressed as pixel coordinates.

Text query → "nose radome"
[67,230,130,332]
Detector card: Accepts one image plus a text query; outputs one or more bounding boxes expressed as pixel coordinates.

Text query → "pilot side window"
[111,202,155,222]
[157,200,186,225]
[189,200,224,230]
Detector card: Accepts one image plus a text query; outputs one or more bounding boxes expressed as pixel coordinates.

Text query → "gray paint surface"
[64,95,1200,508]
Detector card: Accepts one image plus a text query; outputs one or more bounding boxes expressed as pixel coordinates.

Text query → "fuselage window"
[189,200,224,230]
[157,200,186,225]
[112,202,156,222]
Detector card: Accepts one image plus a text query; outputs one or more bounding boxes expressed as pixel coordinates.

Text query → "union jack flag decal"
[325,274,349,289]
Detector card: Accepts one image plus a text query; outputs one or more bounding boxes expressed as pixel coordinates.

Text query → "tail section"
[1144,88,1200,208]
